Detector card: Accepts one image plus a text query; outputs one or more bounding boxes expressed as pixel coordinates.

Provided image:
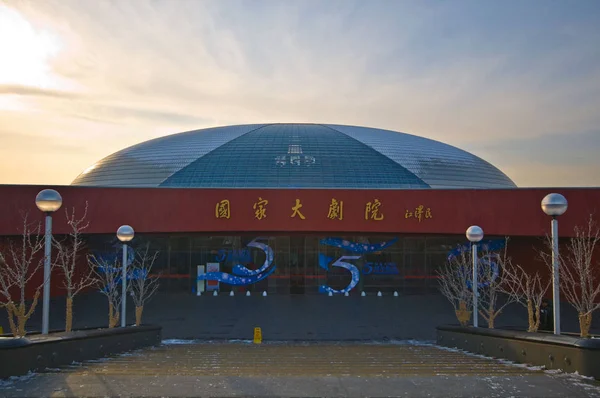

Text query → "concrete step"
[51,343,543,377]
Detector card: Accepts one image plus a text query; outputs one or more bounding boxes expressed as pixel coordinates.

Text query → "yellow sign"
[253,327,262,344]
[215,199,231,219]
[405,205,433,222]
[365,199,384,221]
[253,197,269,220]
[327,198,343,220]
[290,198,306,219]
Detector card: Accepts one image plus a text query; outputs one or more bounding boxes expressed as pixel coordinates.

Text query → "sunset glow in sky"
[1,0,599,187]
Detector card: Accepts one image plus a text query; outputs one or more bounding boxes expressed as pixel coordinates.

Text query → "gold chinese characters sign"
[215,199,230,219]
[405,205,433,222]
[214,198,433,222]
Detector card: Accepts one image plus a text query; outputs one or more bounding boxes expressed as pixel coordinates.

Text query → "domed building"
[72,124,516,189]
[0,123,596,340]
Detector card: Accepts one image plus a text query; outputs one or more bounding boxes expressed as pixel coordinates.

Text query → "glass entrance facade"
[88,234,467,295]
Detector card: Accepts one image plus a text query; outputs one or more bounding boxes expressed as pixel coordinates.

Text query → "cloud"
[1,0,600,186]
[465,130,600,187]
[0,83,78,98]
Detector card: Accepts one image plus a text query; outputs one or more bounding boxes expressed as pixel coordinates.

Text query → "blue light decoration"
[446,239,505,261]
[319,237,398,253]
[318,254,361,295]
[362,262,399,275]
[215,248,252,263]
[198,237,275,286]
[92,241,137,293]
[95,265,147,294]
[318,237,399,294]
[92,240,135,267]
[447,239,505,289]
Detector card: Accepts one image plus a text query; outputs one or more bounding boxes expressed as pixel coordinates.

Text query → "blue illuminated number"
[320,255,361,295]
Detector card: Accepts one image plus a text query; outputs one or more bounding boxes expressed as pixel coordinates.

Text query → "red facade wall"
[0,185,599,237]
[1,185,599,299]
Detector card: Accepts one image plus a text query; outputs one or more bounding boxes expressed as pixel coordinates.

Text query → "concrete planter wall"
[437,324,600,379]
[0,325,161,379]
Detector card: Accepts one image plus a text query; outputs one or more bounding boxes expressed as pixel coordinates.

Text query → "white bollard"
[328,291,333,296]
[393,291,399,297]
[197,291,201,296]
[246,291,251,296]
[377,291,382,297]
[230,290,234,296]
[262,291,267,297]
[344,291,349,297]
[213,290,218,296]
[361,291,366,297]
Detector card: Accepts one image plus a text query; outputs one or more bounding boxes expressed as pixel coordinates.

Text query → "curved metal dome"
[72,124,516,189]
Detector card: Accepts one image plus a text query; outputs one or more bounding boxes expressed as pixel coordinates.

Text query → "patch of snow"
[86,358,110,363]
[435,343,600,391]
[0,371,36,388]
[161,339,198,345]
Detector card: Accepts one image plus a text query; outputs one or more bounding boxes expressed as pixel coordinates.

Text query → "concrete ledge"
[0,325,162,379]
[437,324,600,379]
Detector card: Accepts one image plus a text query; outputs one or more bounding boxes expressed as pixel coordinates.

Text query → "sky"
[1,0,599,187]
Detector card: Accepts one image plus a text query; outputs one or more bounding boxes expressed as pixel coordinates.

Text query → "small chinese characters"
[404,205,433,222]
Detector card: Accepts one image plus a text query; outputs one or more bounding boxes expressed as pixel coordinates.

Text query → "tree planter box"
[437,324,600,379]
[0,325,161,379]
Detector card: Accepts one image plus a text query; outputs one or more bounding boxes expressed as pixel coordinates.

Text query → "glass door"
[289,236,305,294]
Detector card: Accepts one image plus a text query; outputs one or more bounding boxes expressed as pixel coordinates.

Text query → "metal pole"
[472,243,478,328]
[42,214,52,335]
[552,218,560,335]
[121,244,127,328]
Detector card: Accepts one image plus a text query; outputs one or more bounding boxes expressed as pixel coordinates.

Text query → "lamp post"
[466,225,484,327]
[35,189,63,335]
[541,193,568,335]
[116,225,134,328]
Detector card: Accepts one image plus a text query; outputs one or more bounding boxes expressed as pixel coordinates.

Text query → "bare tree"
[0,214,45,337]
[89,254,122,329]
[53,203,97,332]
[476,239,519,329]
[554,215,600,337]
[501,260,551,332]
[438,248,473,326]
[128,244,160,326]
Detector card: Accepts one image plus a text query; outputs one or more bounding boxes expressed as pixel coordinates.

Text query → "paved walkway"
[3,342,600,397]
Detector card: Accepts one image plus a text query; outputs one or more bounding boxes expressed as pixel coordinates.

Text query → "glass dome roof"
[72,123,516,189]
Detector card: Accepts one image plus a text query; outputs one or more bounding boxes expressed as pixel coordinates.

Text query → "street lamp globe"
[466,225,484,242]
[541,193,568,217]
[117,225,135,242]
[35,189,63,213]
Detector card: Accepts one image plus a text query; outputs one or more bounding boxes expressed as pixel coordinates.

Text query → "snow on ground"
[161,339,254,345]
[433,342,600,390]
[161,339,198,345]
[0,372,36,389]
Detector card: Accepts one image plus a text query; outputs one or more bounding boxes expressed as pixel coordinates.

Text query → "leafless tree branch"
[476,238,519,329]
[53,202,97,331]
[501,259,551,332]
[0,212,45,336]
[556,215,600,337]
[128,243,160,325]
[89,254,122,329]
[437,247,473,326]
